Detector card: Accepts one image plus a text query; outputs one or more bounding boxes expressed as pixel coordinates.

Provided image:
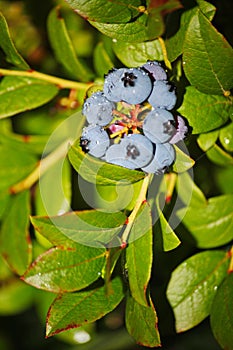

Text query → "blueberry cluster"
[80,61,188,175]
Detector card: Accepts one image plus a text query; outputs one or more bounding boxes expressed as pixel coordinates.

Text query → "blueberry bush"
[0,1,232,349]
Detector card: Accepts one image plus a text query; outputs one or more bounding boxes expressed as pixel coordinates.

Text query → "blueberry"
[148,80,177,110]
[105,134,154,169]
[142,61,167,81]
[80,125,110,158]
[143,108,176,143]
[82,91,115,126]
[142,143,175,174]
[169,115,188,144]
[104,67,152,104]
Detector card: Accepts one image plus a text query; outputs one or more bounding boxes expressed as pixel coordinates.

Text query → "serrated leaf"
[0,76,59,119]
[0,12,29,69]
[47,6,93,82]
[183,11,233,95]
[177,194,233,248]
[178,86,232,134]
[125,294,161,347]
[68,142,145,186]
[31,210,127,248]
[219,122,233,152]
[210,273,233,350]
[206,143,233,166]
[113,39,163,67]
[93,42,114,77]
[46,276,125,337]
[0,190,32,275]
[126,202,153,306]
[66,0,142,24]
[22,244,106,293]
[172,144,195,173]
[167,250,229,332]
[197,130,219,151]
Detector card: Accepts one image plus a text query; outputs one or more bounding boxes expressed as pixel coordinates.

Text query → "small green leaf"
[68,142,145,186]
[178,86,232,134]
[219,122,233,152]
[172,145,195,173]
[0,190,32,275]
[93,42,114,77]
[47,6,93,82]
[0,12,29,69]
[197,130,219,151]
[66,0,142,24]
[113,39,163,67]
[167,250,229,332]
[46,276,125,337]
[0,76,59,119]
[22,245,106,292]
[206,143,233,166]
[126,202,153,306]
[125,294,161,347]
[183,11,233,95]
[177,194,233,248]
[210,273,233,350]
[31,210,127,248]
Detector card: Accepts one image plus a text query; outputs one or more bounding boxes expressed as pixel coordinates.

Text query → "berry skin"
[148,80,177,110]
[143,108,176,144]
[142,143,175,174]
[169,115,188,144]
[82,91,115,126]
[104,67,152,105]
[105,134,154,169]
[142,61,167,81]
[80,125,110,158]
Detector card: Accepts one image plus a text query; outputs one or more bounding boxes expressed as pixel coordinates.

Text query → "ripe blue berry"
[105,134,154,169]
[143,108,176,143]
[142,61,167,81]
[80,125,110,158]
[148,80,177,110]
[104,68,152,105]
[82,91,115,126]
[142,143,175,174]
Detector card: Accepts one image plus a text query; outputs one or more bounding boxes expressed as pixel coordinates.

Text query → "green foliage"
[0,0,232,349]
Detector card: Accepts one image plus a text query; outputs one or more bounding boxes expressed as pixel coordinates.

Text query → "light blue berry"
[142,143,175,174]
[81,125,110,158]
[148,80,177,110]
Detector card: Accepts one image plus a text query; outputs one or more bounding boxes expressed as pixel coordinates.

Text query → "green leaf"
[66,0,142,24]
[0,190,32,275]
[46,276,125,337]
[31,210,127,248]
[0,12,29,69]
[166,250,229,332]
[197,130,219,151]
[93,42,114,77]
[210,273,233,350]
[0,76,59,119]
[172,145,195,173]
[126,202,153,306]
[68,142,145,186]
[178,86,232,134]
[125,294,161,347]
[177,194,233,248]
[47,6,93,82]
[219,122,233,152]
[183,11,233,95]
[206,143,233,166]
[22,244,106,292]
[112,39,163,67]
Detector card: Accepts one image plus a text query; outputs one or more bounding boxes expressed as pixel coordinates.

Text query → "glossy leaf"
[0,76,59,119]
[0,11,29,69]
[210,273,233,350]
[206,143,233,166]
[0,190,32,275]
[66,0,142,24]
[126,202,153,306]
[125,294,161,347]
[68,142,145,186]
[166,250,229,332]
[197,130,219,151]
[178,86,232,134]
[177,194,233,248]
[93,42,114,77]
[183,11,233,95]
[219,122,233,152]
[113,39,163,67]
[172,144,195,173]
[22,245,106,292]
[46,276,125,337]
[31,210,127,248]
[47,6,93,82]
